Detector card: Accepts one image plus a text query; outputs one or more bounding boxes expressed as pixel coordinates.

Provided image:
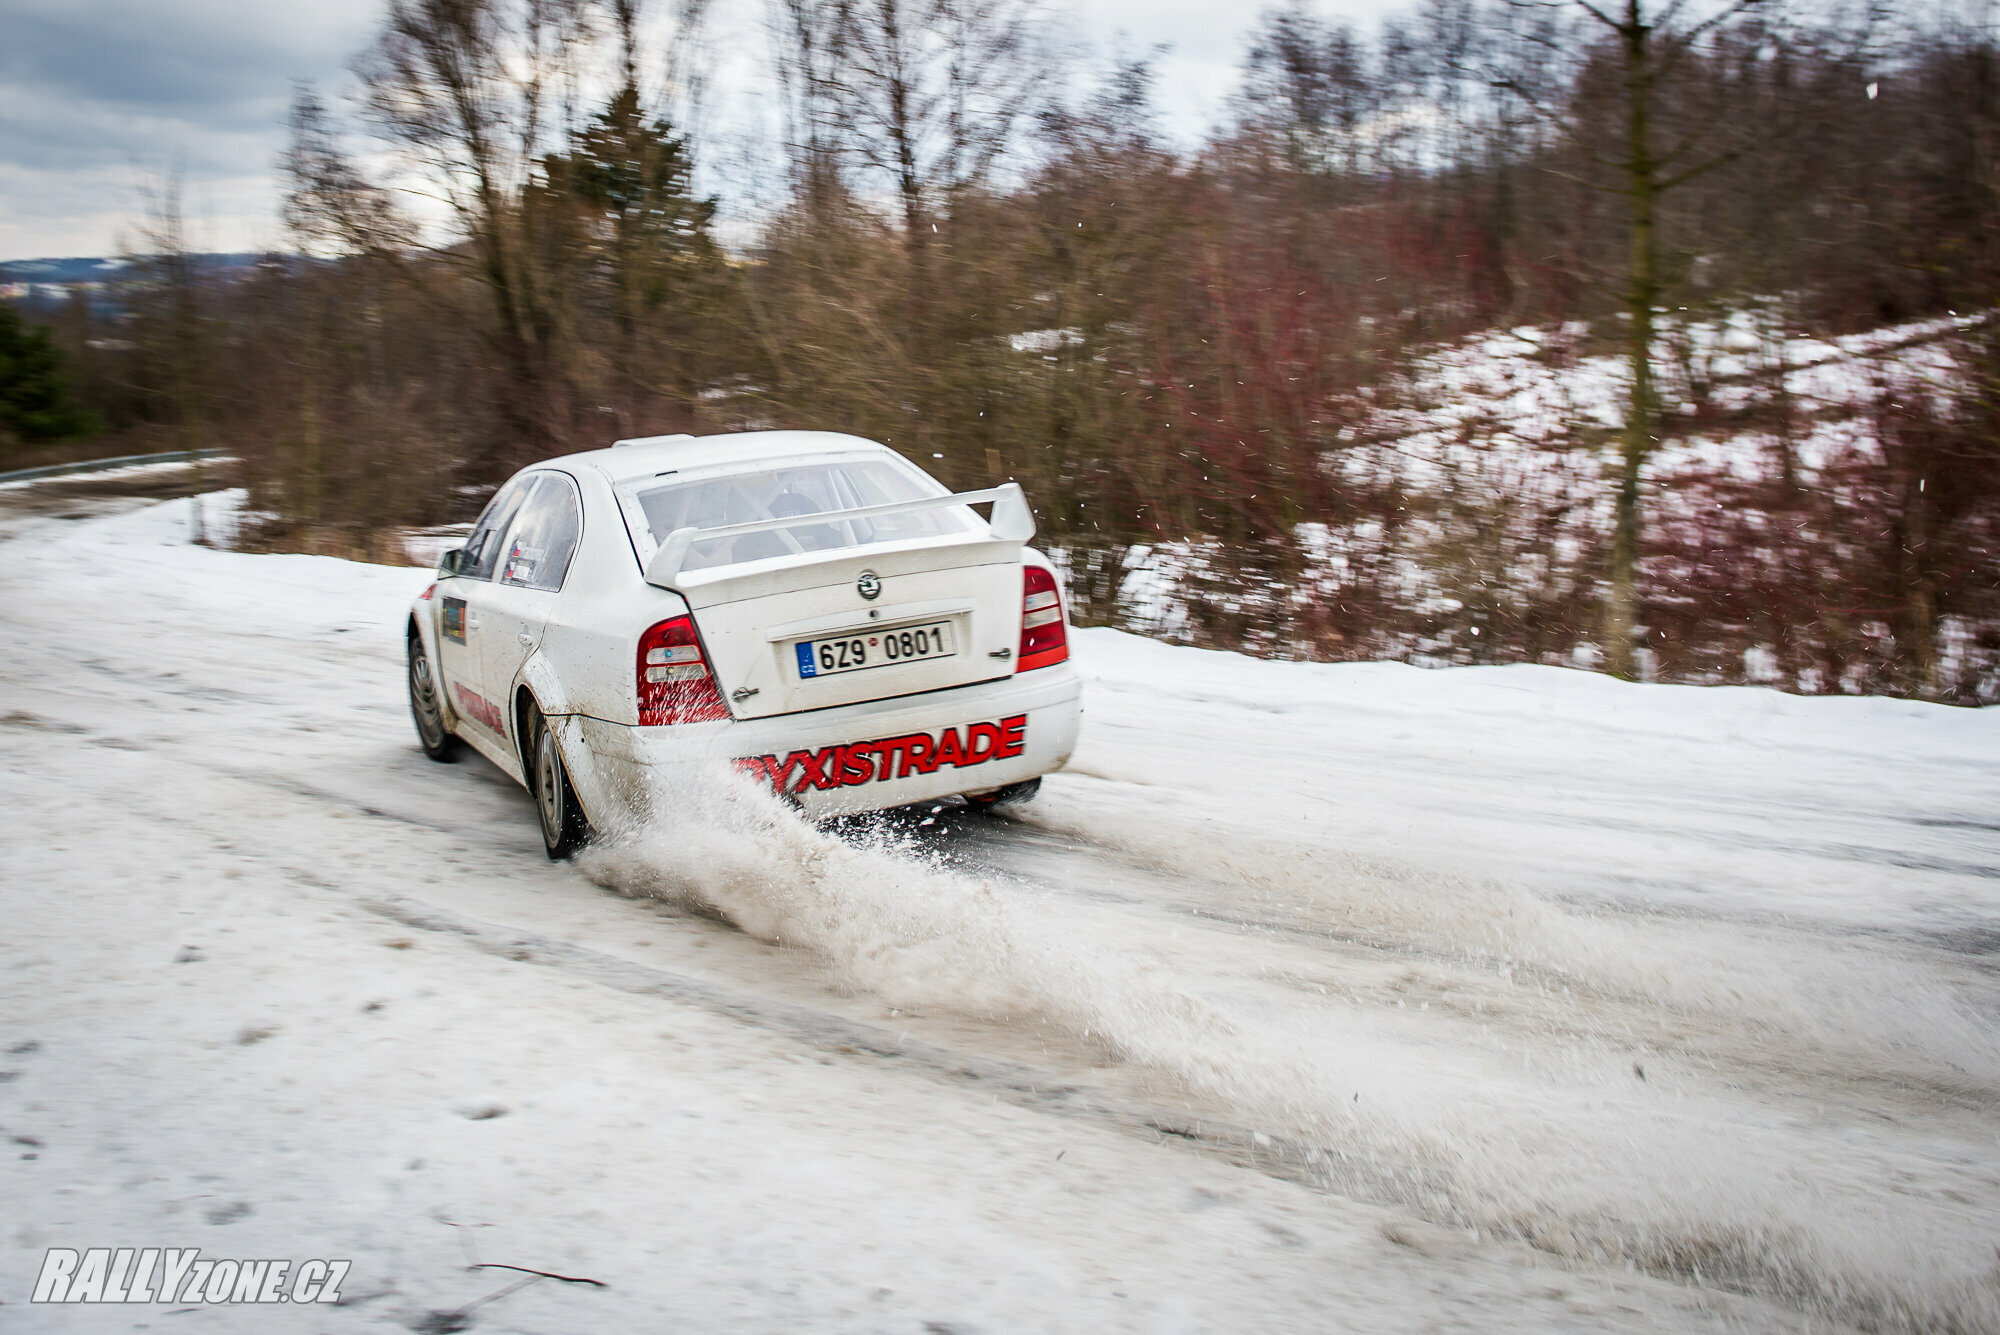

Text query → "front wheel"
[407,633,463,763]
[526,702,589,860]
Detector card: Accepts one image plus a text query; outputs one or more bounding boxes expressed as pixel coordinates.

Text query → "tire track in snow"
[931,811,2000,1118]
[9,493,1999,1333]
[83,709,2000,1126]
[18,713,1462,1240]
[11,674,2000,1333]
[345,888,1456,1213]
[575,790,2000,1335]
[1010,778,2000,1094]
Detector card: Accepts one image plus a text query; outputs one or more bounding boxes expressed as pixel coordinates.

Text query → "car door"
[437,474,535,746]
[474,472,584,724]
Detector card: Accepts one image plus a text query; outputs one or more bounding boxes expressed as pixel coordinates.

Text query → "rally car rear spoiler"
[644,483,1035,589]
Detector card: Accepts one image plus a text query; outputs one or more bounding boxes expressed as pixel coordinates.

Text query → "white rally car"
[405,430,1082,857]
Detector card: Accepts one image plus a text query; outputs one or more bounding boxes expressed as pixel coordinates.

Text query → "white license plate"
[796,620,957,678]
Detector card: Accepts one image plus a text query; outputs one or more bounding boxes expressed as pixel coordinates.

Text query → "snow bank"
[578,640,2000,1329]
[7,493,1998,1332]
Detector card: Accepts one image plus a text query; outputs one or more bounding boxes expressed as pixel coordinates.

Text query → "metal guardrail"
[0,449,225,486]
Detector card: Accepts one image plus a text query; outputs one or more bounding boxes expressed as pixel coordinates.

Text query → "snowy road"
[3,484,1998,1333]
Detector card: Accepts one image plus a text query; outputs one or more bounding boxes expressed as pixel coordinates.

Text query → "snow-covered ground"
[1386,312,1982,465]
[3,487,1997,1332]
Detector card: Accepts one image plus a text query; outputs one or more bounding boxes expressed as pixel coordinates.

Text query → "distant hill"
[0,257,129,283]
[0,254,263,285]
[1,254,271,314]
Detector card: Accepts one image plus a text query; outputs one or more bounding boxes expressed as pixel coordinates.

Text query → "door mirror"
[438,548,469,578]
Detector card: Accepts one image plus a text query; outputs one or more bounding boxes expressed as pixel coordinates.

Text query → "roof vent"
[613,433,695,448]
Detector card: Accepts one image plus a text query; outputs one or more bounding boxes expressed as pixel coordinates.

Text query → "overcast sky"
[0,0,1400,262]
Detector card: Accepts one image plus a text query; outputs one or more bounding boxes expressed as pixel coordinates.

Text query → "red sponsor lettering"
[794,746,834,791]
[732,756,778,785]
[736,716,1030,797]
[839,744,875,785]
[765,750,811,793]
[875,735,915,779]
[452,683,506,736]
[931,727,965,768]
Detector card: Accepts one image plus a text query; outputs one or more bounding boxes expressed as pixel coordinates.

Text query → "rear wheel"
[967,777,1041,811]
[407,633,463,763]
[526,701,589,860]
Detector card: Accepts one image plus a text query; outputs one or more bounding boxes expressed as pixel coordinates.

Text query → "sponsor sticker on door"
[453,683,507,736]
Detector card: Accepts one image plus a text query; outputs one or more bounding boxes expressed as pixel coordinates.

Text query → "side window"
[461,476,534,581]
[500,474,583,592]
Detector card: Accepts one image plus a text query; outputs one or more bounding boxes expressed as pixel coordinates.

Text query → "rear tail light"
[1017,566,1069,671]
[637,616,730,725]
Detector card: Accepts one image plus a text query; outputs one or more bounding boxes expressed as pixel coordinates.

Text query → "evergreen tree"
[533,85,725,433]
[0,302,99,445]
[546,91,721,335]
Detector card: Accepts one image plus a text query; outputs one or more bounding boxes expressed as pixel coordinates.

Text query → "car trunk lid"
[669,534,1022,719]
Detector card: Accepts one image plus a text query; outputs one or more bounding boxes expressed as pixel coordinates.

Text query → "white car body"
[406,430,1083,842]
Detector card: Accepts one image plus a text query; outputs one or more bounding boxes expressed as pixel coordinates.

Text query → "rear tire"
[526,701,589,860]
[967,777,1041,811]
[408,633,463,763]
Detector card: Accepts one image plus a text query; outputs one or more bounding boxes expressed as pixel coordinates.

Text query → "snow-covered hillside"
[3,489,1997,1332]
[1114,311,1997,701]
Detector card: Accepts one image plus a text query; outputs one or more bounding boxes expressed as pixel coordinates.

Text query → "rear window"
[622,456,978,573]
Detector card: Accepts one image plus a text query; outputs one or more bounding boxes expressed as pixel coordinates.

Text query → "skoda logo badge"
[856,571,882,601]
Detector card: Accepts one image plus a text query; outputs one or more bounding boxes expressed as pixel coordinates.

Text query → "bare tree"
[1586,0,1768,677]
[58,0,2000,700]
[817,0,1047,252]
[120,174,212,455]
[1239,5,1379,178]
[1502,0,1766,677]
[285,87,422,261]
[767,0,850,204]
[353,0,599,463]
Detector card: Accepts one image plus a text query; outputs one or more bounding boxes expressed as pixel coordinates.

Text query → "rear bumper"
[557,662,1082,826]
